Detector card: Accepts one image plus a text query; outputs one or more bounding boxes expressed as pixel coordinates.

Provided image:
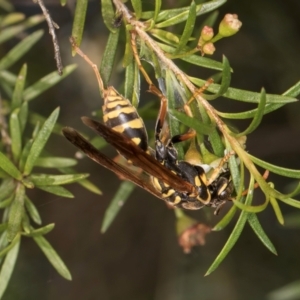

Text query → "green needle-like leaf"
[131,0,142,20]
[11,63,27,111]
[270,196,284,225]
[213,206,237,231]
[100,30,120,88]
[33,235,72,280]
[36,185,74,198]
[7,184,25,242]
[23,107,60,176]
[35,157,77,168]
[206,177,255,275]
[247,213,277,255]
[124,60,135,100]
[0,15,44,45]
[19,101,28,134]
[170,109,213,135]
[155,0,226,27]
[23,223,55,237]
[71,0,88,49]
[29,173,89,186]
[0,178,16,202]
[236,88,266,137]
[153,0,161,24]
[248,154,300,179]
[0,151,22,180]
[23,65,77,102]
[0,236,20,299]
[9,109,22,163]
[204,56,231,100]
[101,0,117,33]
[0,30,43,70]
[175,1,196,54]
[24,196,42,225]
[101,181,135,233]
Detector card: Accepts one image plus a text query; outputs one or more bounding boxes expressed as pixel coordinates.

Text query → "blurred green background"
[3,0,300,299]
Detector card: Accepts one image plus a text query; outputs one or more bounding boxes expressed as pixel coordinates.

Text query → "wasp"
[63,37,234,212]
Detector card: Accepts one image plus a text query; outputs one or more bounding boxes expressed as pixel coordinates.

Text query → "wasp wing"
[81,116,195,194]
[63,127,169,201]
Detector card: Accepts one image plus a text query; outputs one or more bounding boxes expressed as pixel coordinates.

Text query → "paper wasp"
[63,37,234,212]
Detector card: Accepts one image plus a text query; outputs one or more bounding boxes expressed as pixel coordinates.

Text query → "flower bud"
[202,42,216,55]
[201,25,214,42]
[219,14,242,37]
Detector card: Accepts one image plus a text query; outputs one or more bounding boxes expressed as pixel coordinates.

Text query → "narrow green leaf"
[206,177,255,275]
[282,182,300,198]
[33,235,72,280]
[22,210,31,234]
[153,0,161,23]
[270,197,284,225]
[18,101,28,134]
[165,71,184,159]
[236,88,266,137]
[155,0,226,27]
[23,223,55,237]
[150,28,180,46]
[0,15,44,44]
[0,69,17,85]
[0,233,20,258]
[23,107,60,175]
[71,0,88,49]
[58,167,102,195]
[248,154,300,179]
[0,236,20,299]
[267,279,300,300]
[101,181,135,233]
[0,195,14,208]
[283,80,300,97]
[131,0,142,19]
[204,56,231,100]
[36,185,74,198]
[278,197,300,209]
[25,196,42,225]
[100,30,120,87]
[35,157,77,168]
[232,196,268,213]
[212,205,237,231]
[0,178,16,202]
[0,30,43,70]
[170,109,213,135]
[1,13,24,26]
[132,61,140,108]
[175,1,196,54]
[23,65,77,102]
[11,63,27,110]
[158,42,224,71]
[142,0,226,21]
[189,77,298,104]
[247,213,277,255]
[123,28,133,68]
[30,173,89,186]
[0,151,22,180]
[101,0,117,33]
[7,184,25,242]
[1,13,25,26]
[18,139,33,172]
[124,60,135,100]
[9,109,22,163]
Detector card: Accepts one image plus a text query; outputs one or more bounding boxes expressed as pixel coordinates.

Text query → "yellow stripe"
[131,137,141,146]
[162,189,175,198]
[113,119,144,132]
[105,99,129,109]
[103,106,137,122]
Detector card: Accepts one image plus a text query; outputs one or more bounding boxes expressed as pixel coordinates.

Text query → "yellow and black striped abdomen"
[102,87,148,151]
